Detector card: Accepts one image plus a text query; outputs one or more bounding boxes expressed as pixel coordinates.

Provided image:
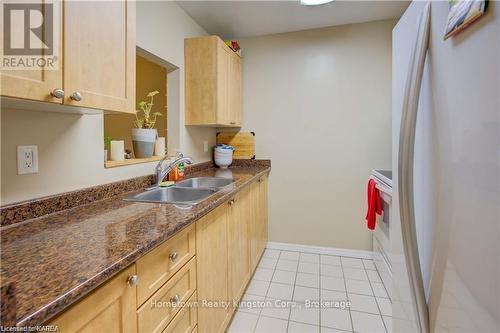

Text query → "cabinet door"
[64,1,135,113]
[257,175,269,258]
[185,36,218,125]
[249,176,269,268]
[0,0,63,102]
[50,265,137,333]
[196,205,231,333]
[216,41,230,126]
[248,181,260,270]
[227,53,242,126]
[227,189,250,309]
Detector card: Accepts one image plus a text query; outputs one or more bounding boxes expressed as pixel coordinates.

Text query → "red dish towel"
[365,179,383,230]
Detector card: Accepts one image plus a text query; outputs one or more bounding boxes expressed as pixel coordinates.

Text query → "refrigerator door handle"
[397,2,431,333]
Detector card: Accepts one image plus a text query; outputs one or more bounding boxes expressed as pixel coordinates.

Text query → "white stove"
[370,169,392,298]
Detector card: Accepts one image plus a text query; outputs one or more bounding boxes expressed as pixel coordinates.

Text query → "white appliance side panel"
[426,2,500,332]
[391,1,426,332]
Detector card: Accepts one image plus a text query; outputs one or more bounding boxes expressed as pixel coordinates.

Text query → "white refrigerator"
[392,1,499,332]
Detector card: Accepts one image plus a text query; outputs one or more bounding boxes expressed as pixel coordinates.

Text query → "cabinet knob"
[228,199,235,206]
[230,121,236,125]
[170,294,181,305]
[50,88,65,99]
[169,252,178,262]
[127,275,139,286]
[70,91,82,101]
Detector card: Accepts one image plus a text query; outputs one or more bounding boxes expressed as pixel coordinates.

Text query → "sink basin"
[125,187,217,205]
[175,177,234,189]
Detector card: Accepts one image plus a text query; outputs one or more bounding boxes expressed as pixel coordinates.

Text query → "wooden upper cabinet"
[0,0,135,113]
[64,1,136,113]
[49,265,137,333]
[0,0,63,102]
[185,36,242,127]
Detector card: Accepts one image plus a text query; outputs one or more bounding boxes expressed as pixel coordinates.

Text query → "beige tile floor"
[227,248,392,333]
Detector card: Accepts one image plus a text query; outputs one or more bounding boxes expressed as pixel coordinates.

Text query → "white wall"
[136,1,216,160]
[0,2,214,205]
[240,20,394,251]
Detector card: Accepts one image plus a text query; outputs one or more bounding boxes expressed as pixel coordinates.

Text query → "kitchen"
[1,1,499,333]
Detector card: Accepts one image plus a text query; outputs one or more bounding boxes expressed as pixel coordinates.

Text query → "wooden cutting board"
[216,132,255,159]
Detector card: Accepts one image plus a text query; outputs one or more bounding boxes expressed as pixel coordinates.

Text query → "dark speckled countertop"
[0,163,270,327]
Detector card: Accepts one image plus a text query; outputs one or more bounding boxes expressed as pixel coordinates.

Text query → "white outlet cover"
[17,145,38,175]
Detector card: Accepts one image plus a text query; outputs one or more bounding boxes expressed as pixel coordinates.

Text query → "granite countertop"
[0,163,270,327]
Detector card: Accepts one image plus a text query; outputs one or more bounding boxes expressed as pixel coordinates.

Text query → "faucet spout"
[150,153,193,189]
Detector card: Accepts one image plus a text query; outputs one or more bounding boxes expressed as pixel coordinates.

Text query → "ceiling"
[176,0,410,39]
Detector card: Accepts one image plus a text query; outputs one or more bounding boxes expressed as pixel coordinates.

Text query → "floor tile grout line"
[285,252,299,333]
[246,286,390,300]
[254,249,280,333]
[340,258,355,333]
[254,302,388,320]
[365,263,388,333]
[373,266,391,301]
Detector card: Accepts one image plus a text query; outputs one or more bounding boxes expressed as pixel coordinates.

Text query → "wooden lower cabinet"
[257,175,269,261]
[249,175,269,270]
[197,175,269,332]
[227,187,251,307]
[50,266,137,333]
[195,205,231,332]
[248,181,260,271]
[47,175,269,333]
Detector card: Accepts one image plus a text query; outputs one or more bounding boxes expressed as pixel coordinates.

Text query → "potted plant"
[132,91,162,158]
[104,136,112,163]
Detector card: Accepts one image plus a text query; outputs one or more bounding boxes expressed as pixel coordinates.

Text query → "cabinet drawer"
[49,265,137,333]
[138,257,197,333]
[162,292,198,333]
[137,224,195,305]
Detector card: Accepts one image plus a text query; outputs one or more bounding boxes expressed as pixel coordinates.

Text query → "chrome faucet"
[149,153,193,189]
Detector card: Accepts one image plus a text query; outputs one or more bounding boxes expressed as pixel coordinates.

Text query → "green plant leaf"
[104,136,113,148]
[147,90,159,97]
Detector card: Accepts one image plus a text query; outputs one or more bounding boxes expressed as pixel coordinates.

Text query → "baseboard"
[266,241,374,259]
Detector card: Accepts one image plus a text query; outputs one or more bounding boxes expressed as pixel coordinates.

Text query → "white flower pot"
[131,128,157,158]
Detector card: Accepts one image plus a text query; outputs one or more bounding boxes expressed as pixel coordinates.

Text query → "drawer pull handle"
[170,294,181,305]
[169,252,178,262]
[228,199,235,206]
[127,275,139,286]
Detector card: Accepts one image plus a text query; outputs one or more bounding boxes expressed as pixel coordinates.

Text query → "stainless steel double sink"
[124,177,235,205]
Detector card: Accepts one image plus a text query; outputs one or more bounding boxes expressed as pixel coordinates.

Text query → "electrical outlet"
[203,141,208,153]
[17,145,38,175]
